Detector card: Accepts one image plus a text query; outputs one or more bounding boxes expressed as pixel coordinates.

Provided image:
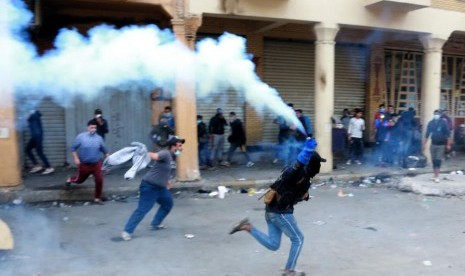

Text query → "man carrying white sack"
[121,136,185,241]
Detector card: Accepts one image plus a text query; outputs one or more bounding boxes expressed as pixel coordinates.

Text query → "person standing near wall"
[423,109,451,183]
[209,108,228,166]
[25,110,55,175]
[93,109,109,140]
[224,112,254,168]
[346,109,365,165]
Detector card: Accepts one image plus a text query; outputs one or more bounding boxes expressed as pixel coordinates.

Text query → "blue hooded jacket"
[28,111,43,138]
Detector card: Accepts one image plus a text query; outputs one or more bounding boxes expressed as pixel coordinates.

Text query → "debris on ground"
[422,260,432,266]
[338,190,354,197]
[363,227,377,232]
[197,189,212,194]
[12,198,23,205]
[313,220,326,226]
[184,234,195,239]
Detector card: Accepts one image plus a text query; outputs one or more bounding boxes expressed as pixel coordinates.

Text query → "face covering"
[433,114,440,120]
[174,149,182,156]
[89,130,96,135]
[379,108,385,113]
[165,112,172,117]
[197,120,202,124]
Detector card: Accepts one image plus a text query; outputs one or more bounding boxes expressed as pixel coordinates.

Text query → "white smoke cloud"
[0,0,303,132]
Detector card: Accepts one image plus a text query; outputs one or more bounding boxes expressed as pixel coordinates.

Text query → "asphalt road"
[1,184,465,276]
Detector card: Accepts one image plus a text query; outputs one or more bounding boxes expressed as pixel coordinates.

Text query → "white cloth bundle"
[103,142,151,180]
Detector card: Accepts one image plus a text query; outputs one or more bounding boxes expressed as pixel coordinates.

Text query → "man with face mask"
[423,110,451,183]
[66,119,109,204]
[121,136,185,241]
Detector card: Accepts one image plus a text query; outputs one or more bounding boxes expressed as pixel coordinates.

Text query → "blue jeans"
[124,181,173,234]
[250,212,304,271]
[198,141,212,166]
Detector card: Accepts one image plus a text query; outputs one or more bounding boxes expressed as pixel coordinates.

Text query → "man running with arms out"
[121,136,185,241]
[230,137,321,276]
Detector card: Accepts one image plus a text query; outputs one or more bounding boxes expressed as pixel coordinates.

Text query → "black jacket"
[209,114,227,135]
[228,118,246,145]
[267,152,323,213]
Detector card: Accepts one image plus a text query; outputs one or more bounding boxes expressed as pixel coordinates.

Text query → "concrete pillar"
[419,34,447,163]
[314,23,339,173]
[0,88,21,187]
[171,17,201,181]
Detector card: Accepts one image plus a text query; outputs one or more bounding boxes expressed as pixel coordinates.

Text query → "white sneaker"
[433,178,440,183]
[29,165,43,173]
[121,231,132,241]
[272,158,279,164]
[346,160,351,165]
[355,160,362,165]
[246,161,255,168]
[220,161,230,167]
[42,168,55,175]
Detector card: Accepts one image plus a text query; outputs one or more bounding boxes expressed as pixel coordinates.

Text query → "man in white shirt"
[347,109,365,165]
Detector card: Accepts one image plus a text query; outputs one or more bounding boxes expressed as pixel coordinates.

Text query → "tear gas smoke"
[0,0,304,133]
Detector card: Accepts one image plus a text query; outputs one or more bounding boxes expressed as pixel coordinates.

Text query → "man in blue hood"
[230,137,322,276]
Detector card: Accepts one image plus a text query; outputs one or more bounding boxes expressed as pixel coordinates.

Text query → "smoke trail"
[0,0,303,132]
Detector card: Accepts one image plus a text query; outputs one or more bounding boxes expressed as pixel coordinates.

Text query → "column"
[419,34,447,163]
[314,23,339,173]
[171,17,202,181]
[0,87,21,186]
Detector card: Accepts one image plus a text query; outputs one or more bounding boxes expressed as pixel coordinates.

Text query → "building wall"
[432,0,465,12]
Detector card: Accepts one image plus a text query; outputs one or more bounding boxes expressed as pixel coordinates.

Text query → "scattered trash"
[422,260,432,266]
[218,186,228,199]
[364,227,377,232]
[359,184,368,188]
[62,217,69,222]
[208,191,219,197]
[184,234,195,239]
[83,202,90,206]
[362,179,372,184]
[52,202,58,207]
[247,188,256,195]
[457,170,464,175]
[337,190,354,197]
[12,198,23,205]
[240,188,248,194]
[314,183,325,188]
[313,220,326,226]
[236,178,247,181]
[376,179,381,184]
[197,189,212,194]
[330,184,337,189]
[255,189,266,194]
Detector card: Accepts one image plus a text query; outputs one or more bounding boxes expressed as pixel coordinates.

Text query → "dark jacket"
[209,114,227,135]
[28,111,43,138]
[197,121,209,143]
[425,118,450,145]
[228,118,246,146]
[96,118,109,139]
[267,152,323,214]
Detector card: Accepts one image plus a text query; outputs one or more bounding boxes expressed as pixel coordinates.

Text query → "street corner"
[397,173,465,197]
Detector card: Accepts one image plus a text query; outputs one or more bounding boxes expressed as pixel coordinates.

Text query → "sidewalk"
[1,151,465,204]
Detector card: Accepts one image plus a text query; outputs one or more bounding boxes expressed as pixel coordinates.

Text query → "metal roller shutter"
[263,40,367,144]
[66,88,153,164]
[334,45,368,116]
[263,40,315,144]
[21,97,67,168]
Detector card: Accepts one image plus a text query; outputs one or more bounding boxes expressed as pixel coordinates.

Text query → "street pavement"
[2,150,465,204]
[2,184,465,275]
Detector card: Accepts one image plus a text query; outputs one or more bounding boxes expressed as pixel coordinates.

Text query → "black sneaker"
[229,218,250,235]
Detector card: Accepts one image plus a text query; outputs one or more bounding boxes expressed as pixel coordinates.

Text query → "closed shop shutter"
[263,40,315,144]
[334,45,368,117]
[66,88,153,164]
[262,40,367,144]
[21,97,67,168]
